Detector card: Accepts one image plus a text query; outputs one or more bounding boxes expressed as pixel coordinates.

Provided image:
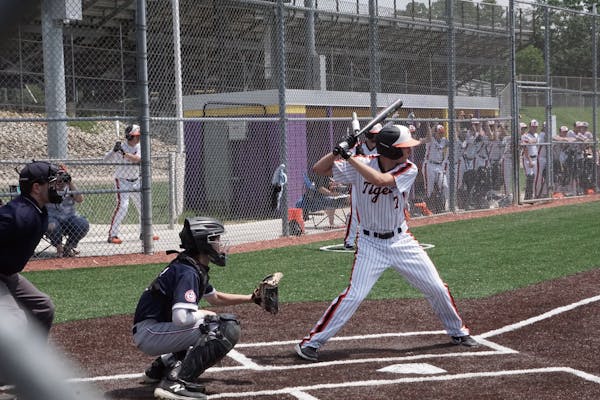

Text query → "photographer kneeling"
[46,165,89,257]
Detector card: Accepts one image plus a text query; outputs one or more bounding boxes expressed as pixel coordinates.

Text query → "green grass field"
[519,106,596,130]
[24,201,600,324]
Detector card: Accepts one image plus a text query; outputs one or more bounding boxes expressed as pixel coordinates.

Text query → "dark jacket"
[0,194,48,275]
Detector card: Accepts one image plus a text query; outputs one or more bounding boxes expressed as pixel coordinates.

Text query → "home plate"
[378,363,446,374]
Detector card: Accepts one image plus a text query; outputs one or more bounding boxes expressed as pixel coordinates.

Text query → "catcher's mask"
[179,216,229,266]
[124,124,141,141]
[376,124,420,160]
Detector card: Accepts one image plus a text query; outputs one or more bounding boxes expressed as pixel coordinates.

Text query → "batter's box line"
[205,367,600,399]
[479,293,600,340]
[65,334,514,384]
[208,349,511,374]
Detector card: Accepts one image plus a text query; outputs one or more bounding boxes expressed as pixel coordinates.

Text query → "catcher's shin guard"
[171,314,241,382]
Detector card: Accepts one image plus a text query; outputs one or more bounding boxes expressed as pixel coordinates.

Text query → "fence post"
[447,0,456,211]
[168,152,176,229]
[136,0,153,254]
[509,0,520,205]
[277,0,289,236]
[593,5,599,191]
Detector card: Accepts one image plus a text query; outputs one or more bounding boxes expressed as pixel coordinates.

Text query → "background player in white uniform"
[521,119,539,200]
[501,122,523,203]
[104,124,158,244]
[535,122,549,198]
[295,124,477,362]
[422,124,448,211]
[344,123,380,249]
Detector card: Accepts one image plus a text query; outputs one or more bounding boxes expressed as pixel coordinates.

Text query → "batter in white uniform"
[104,124,158,244]
[295,124,477,362]
[344,123,380,249]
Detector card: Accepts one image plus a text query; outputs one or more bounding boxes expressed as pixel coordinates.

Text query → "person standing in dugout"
[104,123,159,244]
[295,124,477,363]
[133,216,274,400]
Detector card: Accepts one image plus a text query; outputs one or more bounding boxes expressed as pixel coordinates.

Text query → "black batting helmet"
[179,216,228,266]
[375,124,420,160]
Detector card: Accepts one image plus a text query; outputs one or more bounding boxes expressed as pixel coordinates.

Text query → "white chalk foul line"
[480,294,600,339]
[235,330,447,348]
[289,390,321,400]
[205,367,600,399]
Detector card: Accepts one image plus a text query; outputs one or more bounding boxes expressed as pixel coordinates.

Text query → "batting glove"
[333,142,352,160]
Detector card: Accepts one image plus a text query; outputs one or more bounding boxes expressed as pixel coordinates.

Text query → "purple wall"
[183,111,311,219]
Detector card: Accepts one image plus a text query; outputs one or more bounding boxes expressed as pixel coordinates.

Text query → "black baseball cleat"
[451,335,479,347]
[144,356,169,383]
[154,378,206,400]
[295,343,319,362]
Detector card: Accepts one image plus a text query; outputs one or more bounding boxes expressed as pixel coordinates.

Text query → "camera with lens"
[57,170,72,184]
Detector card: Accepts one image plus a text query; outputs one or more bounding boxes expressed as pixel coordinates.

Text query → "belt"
[121,177,139,182]
[429,161,443,165]
[363,227,402,239]
[529,155,537,158]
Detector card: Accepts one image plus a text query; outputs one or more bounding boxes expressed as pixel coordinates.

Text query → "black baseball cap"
[18,161,59,185]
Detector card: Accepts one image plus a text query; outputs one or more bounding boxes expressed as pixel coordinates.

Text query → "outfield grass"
[519,106,595,129]
[24,201,600,323]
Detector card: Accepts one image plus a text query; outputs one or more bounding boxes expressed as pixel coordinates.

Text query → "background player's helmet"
[365,123,383,140]
[124,124,141,140]
[179,216,228,266]
[376,124,420,160]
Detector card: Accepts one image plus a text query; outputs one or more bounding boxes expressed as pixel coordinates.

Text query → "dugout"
[182,90,498,219]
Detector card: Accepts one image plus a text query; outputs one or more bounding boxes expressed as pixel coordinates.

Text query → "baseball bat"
[352,99,403,138]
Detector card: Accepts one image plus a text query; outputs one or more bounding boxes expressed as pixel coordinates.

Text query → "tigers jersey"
[333,155,416,233]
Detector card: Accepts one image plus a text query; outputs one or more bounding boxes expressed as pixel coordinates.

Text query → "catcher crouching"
[132,216,282,400]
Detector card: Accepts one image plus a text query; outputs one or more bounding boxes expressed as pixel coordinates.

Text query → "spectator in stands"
[46,166,89,257]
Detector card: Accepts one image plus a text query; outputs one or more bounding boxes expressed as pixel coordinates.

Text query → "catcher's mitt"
[251,272,283,315]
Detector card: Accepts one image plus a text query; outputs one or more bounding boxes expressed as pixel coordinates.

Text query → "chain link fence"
[0,0,598,260]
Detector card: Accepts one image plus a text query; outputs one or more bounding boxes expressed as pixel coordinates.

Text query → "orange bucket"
[288,208,304,235]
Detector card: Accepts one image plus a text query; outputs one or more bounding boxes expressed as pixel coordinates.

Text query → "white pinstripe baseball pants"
[301,230,470,349]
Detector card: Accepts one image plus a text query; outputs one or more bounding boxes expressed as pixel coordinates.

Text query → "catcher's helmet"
[124,124,141,140]
[376,124,420,160]
[179,216,228,266]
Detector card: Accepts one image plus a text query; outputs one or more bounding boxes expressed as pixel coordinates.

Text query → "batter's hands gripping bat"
[334,99,404,159]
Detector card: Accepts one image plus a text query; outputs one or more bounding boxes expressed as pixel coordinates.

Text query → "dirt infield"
[33,195,600,399]
[51,268,600,399]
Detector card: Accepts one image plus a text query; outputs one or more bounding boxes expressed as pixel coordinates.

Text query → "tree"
[516,44,545,75]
